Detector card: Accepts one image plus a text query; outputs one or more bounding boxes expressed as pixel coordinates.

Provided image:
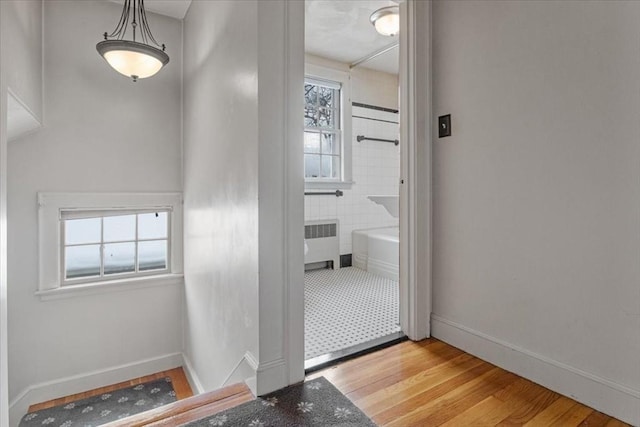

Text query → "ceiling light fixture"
[96,0,169,82]
[370,6,400,37]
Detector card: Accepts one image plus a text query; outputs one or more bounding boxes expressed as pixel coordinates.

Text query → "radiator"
[304,219,340,269]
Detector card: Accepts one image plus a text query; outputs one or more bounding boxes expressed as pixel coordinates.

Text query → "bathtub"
[352,227,399,281]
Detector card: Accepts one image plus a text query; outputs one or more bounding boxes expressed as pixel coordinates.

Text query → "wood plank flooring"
[308,338,630,427]
[27,339,631,426]
[28,367,193,413]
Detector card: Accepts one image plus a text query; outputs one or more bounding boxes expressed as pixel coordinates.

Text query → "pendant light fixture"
[370,6,400,37]
[96,0,169,82]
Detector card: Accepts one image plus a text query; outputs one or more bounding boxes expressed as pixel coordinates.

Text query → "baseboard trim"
[431,315,640,426]
[181,353,205,395]
[9,352,183,426]
[255,358,288,396]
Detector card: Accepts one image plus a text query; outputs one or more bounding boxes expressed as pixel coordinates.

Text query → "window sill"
[35,273,184,301]
[305,181,354,191]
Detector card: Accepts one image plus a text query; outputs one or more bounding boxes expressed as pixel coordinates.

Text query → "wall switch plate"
[438,114,451,138]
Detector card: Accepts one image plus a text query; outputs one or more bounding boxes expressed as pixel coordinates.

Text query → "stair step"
[146,392,253,426]
[102,382,252,427]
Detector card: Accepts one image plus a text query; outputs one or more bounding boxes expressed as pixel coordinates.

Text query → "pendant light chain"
[102,0,164,50]
[139,0,165,50]
[131,0,137,42]
[104,0,129,40]
[97,0,170,81]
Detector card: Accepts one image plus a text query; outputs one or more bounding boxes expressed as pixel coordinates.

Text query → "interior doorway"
[302,0,405,371]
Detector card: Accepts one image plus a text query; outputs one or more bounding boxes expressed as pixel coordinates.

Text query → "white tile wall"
[305,106,400,254]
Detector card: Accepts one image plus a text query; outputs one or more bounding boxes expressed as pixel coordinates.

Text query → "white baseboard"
[181,353,205,395]
[221,351,258,396]
[255,357,288,396]
[9,352,183,426]
[181,351,260,397]
[431,315,640,426]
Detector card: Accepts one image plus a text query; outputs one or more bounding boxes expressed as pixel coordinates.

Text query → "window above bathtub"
[37,193,183,300]
[304,64,353,190]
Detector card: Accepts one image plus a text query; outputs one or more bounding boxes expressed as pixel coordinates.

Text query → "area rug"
[181,377,376,427]
[19,377,177,427]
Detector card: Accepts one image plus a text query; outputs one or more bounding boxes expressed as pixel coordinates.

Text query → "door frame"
[281,0,433,387]
[399,0,432,341]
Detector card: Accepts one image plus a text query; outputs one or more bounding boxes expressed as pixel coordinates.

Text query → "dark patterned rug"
[19,377,177,427]
[181,377,376,427]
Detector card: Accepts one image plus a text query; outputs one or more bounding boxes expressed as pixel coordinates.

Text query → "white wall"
[305,54,399,110]
[0,0,43,122]
[351,67,399,112]
[182,0,260,393]
[7,1,183,421]
[304,56,400,255]
[431,1,640,424]
[1,2,43,425]
[257,0,305,394]
[183,0,305,396]
[0,87,9,427]
[306,106,400,255]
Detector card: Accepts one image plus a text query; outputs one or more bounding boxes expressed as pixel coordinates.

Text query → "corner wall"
[1,2,43,425]
[0,52,10,427]
[183,0,305,395]
[0,90,8,427]
[431,1,640,424]
[182,0,260,392]
[7,1,183,423]
[0,0,43,122]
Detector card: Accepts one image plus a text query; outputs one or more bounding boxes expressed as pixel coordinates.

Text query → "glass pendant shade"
[370,6,400,37]
[97,0,169,82]
[97,40,169,81]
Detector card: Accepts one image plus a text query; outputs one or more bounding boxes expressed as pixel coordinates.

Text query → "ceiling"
[107,0,398,74]
[109,0,192,20]
[305,0,399,75]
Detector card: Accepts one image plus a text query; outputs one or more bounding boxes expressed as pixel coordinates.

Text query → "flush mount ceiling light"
[370,6,400,37]
[96,0,169,82]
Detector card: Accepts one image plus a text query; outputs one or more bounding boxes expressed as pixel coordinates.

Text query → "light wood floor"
[28,367,193,412]
[29,340,630,426]
[309,338,629,427]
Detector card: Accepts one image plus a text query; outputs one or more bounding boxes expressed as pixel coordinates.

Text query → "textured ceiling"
[107,0,398,74]
[305,0,399,75]
[108,0,192,20]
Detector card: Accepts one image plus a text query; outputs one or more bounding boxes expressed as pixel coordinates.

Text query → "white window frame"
[60,209,172,285]
[304,63,352,190]
[37,193,183,299]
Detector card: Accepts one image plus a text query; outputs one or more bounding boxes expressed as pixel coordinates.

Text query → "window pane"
[138,240,167,271]
[304,113,316,127]
[65,245,101,279]
[321,133,340,155]
[321,155,340,179]
[138,212,168,240]
[65,218,101,245]
[318,86,335,108]
[318,107,332,127]
[304,84,317,106]
[304,105,318,127]
[305,154,321,178]
[104,242,136,275]
[103,215,136,242]
[304,132,320,154]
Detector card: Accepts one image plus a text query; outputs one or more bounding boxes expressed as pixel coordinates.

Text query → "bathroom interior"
[303,0,404,369]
